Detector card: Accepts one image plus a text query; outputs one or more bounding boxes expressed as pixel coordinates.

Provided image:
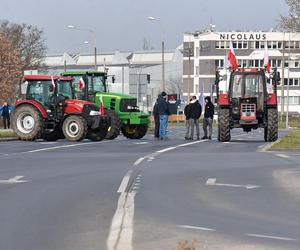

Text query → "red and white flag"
[227,42,238,71]
[78,77,85,90]
[99,95,105,117]
[51,76,56,90]
[264,45,270,73]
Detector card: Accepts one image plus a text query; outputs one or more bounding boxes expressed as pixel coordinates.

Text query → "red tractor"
[11,75,110,141]
[215,68,280,142]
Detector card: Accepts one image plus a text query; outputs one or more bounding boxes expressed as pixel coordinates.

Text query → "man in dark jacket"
[185,96,202,140]
[202,96,214,140]
[1,102,10,129]
[153,97,160,139]
[157,91,170,140]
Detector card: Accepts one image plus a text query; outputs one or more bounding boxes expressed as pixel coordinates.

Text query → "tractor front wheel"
[11,105,43,141]
[218,108,231,142]
[105,109,121,140]
[62,115,87,141]
[122,124,148,139]
[265,108,278,142]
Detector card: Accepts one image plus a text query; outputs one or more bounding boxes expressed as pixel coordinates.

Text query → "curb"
[0,137,18,142]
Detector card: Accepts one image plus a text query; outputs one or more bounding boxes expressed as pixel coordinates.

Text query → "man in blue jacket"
[1,102,11,129]
[157,92,170,140]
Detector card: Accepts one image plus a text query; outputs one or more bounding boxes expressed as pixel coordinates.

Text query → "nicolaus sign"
[219,33,267,41]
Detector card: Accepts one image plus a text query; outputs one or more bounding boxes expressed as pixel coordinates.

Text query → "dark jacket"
[1,106,10,118]
[204,98,215,119]
[189,100,202,119]
[184,104,191,120]
[153,101,159,117]
[157,96,169,116]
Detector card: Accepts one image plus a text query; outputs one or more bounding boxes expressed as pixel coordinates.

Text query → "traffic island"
[270,130,300,151]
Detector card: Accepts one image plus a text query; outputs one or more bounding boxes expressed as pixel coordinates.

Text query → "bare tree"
[0,20,47,70]
[0,34,23,103]
[166,75,183,96]
[278,0,300,31]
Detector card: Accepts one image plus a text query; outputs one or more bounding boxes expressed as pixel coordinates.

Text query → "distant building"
[41,48,183,111]
[183,31,300,114]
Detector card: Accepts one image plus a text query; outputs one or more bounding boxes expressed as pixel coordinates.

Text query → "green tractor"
[61,71,150,139]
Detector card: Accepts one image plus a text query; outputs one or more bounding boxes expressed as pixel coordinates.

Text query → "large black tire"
[105,109,121,140]
[265,108,278,142]
[62,115,87,141]
[11,105,43,141]
[86,128,108,141]
[42,130,63,141]
[218,109,231,142]
[122,124,148,139]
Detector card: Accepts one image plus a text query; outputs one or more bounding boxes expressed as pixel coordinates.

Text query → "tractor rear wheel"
[105,109,121,140]
[265,108,278,142]
[122,124,148,139]
[11,105,43,141]
[218,108,231,142]
[62,115,87,141]
[87,128,108,141]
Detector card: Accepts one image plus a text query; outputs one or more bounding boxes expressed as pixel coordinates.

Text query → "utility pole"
[187,35,192,103]
[162,40,165,91]
[281,36,285,123]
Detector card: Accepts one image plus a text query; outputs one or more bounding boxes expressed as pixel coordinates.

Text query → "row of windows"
[215,59,282,68]
[277,96,300,105]
[283,78,300,86]
[215,40,300,50]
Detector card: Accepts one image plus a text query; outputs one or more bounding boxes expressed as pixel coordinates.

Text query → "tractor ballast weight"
[61,71,150,139]
[215,68,279,142]
[12,75,110,142]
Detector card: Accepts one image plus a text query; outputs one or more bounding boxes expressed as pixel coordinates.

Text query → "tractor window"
[27,80,54,107]
[244,74,264,97]
[232,75,243,98]
[91,76,106,92]
[57,81,73,99]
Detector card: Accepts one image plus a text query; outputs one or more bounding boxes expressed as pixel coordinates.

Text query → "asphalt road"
[0,127,299,250]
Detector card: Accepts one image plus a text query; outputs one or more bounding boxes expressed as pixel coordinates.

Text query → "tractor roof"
[23,75,73,81]
[62,71,106,76]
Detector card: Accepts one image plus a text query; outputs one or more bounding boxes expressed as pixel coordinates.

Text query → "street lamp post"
[147,16,165,92]
[67,25,97,70]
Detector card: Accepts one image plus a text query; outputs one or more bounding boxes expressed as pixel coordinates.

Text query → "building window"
[284,78,288,85]
[267,41,272,49]
[232,41,237,49]
[250,41,255,49]
[215,41,220,49]
[278,42,283,49]
[294,79,299,85]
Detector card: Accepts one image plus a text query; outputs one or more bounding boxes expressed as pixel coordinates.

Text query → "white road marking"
[134,157,145,166]
[117,171,132,193]
[246,233,297,241]
[206,178,261,189]
[39,142,57,145]
[0,176,28,184]
[276,154,290,159]
[178,224,216,232]
[134,142,149,145]
[156,147,176,153]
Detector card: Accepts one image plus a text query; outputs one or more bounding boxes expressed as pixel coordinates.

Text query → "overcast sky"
[1,0,288,54]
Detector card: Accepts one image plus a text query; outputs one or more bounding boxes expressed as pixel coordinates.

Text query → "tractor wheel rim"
[17,113,35,134]
[66,121,80,137]
[125,126,136,134]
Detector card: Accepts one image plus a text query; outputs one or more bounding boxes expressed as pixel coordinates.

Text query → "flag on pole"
[78,77,85,90]
[99,95,105,117]
[227,42,238,71]
[51,76,56,90]
[264,44,270,73]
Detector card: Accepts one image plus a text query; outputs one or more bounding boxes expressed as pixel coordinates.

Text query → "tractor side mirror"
[21,81,28,95]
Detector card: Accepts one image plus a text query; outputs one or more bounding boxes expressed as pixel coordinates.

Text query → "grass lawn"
[271,130,300,150]
[0,129,16,138]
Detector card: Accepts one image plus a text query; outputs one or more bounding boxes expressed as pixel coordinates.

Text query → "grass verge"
[0,130,16,139]
[271,130,300,150]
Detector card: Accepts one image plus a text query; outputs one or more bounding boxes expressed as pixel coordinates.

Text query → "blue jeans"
[159,115,168,138]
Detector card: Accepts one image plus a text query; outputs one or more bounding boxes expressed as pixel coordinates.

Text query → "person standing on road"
[157,91,170,140]
[185,96,202,140]
[1,102,11,129]
[202,96,214,140]
[184,99,192,140]
[153,96,160,139]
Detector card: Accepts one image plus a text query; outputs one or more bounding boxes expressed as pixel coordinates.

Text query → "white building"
[183,31,300,114]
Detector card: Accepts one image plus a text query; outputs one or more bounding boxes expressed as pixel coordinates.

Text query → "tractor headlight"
[89,110,100,116]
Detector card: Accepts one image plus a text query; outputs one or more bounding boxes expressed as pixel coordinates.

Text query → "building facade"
[183,31,300,114]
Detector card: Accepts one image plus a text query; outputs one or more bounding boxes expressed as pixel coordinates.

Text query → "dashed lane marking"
[246,233,297,241]
[276,154,290,159]
[178,224,216,232]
